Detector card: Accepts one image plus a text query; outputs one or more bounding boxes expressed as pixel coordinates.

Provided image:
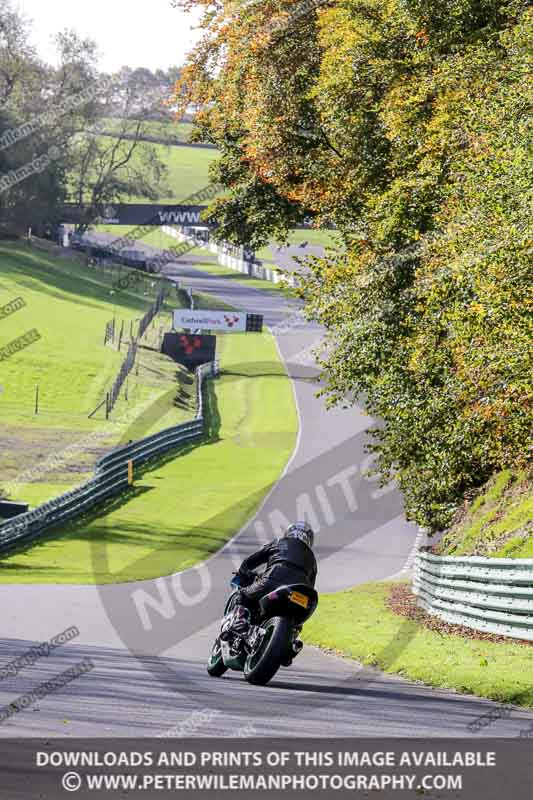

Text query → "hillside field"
[0,241,191,506]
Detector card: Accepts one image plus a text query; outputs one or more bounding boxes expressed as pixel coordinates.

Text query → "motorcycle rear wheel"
[244,616,290,686]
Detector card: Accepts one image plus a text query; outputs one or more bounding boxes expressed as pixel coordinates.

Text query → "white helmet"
[285,521,314,549]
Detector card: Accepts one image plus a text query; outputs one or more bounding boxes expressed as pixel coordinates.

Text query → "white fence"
[161,226,296,287]
[413,550,533,641]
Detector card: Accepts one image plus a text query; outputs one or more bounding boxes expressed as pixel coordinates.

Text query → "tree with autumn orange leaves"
[173,0,532,531]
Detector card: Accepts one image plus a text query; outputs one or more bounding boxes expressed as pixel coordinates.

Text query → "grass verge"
[303,580,533,707]
[0,328,298,583]
[435,470,532,558]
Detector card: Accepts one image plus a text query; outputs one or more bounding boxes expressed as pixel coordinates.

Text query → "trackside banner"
[1,738,531,799]
[173,310,247,332]
[61,204,211,227]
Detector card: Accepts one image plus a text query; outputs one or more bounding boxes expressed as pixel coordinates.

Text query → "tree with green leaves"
[0,0,169,234]
[174,0,532,530]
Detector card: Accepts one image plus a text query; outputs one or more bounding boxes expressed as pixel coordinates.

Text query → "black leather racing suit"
[238,537,317,611]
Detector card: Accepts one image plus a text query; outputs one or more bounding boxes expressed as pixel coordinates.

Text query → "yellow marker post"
[127,459,134,486]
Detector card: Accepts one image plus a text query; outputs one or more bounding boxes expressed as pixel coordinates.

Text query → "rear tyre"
[207,638,227,678]
[244,616,290,686]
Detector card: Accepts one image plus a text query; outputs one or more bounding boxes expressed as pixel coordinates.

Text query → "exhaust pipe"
[292,639,304,655]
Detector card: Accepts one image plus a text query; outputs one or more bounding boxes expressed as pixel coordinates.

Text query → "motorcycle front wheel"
[207,637,228,678]
[244,616,290,686]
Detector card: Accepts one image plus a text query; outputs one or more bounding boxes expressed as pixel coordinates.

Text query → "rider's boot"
[220,605,251,642]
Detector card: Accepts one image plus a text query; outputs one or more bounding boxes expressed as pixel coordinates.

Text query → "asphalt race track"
[1,245,532,739]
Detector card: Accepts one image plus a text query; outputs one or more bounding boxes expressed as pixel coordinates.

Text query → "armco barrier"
[0,362,218,554]
[413,550,533,641]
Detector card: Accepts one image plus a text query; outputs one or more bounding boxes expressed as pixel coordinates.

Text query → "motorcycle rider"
[220,521,317,641]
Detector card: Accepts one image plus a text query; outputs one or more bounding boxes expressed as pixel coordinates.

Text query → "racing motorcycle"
[207,571,319,686]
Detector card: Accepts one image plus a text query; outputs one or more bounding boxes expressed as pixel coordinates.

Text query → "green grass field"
[159,144,218,202]
[0,241,193,504]
[93,140,218,203]
[100,118,194,143]
[0,327,298,584]
[256,229,341,261]
[304,580,533,707]
[70,136,217,205]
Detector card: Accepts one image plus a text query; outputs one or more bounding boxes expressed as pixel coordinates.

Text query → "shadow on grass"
[223,369,317,384]
[1,244,154,317]
[92,482,275,584]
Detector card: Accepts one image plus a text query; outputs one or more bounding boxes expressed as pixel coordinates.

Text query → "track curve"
[1,252,532,738]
